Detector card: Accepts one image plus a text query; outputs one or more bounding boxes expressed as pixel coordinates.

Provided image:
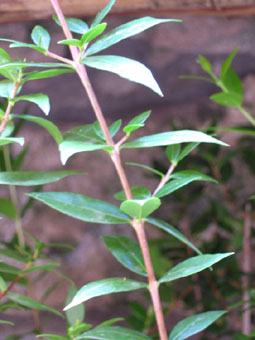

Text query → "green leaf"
[64,278,147,310]
[65,285,85,327]
[0,171,83,186]
[9,41,45,53]
[31,25,51,50]
[20,262,60,274]
[155,170,217,198]
[0,80,15,98]
[169,311,226,340]
[0,198,17,219]
[0,320,14,325]
[57,39,82,48]
[159,253,233,283]
[0,248,27,263]
[24,68,74,82]
[114,186,151,201]
[0,48,17,80]
[197,55,213,75]
[91,0,116,28]
[120,198,161,219]
[0,121,14,138]
[86,17,180,56]
[177,142,199,161]
[12,114,63,144]
[221,67,243,96]
[210,92,242,107]
[220,48,239,79]
[13,94,50,115]
[0,137,24,146]
[122,130,228,149]
[96,318,124,328]
[82,55,163,96]
[0,263,19,275]
[93,120,122,140]
[77,326,152,340]
[81,23,107,45]
[126,162,164,178]
[7,292,63,317]
[0,61,72,70]
[28,192,130,224]
[166,144,181,164]
[0,276,7,292]
[145,217,202,255]
[53,15,89,34]
[102,235,147,276]
[0,48,12,64]
[37,335,67,340]
[123,111,151,134]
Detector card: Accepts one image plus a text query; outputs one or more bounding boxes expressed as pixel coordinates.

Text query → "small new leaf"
[31,25,51,50]
[13,94,50,115]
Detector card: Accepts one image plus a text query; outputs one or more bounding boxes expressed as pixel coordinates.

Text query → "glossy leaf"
[77,326,152,340]
[145,217,202,255]
[65,285,85,327]
[0,79,15,98]
[169,311,226,340]
[0,137,24,146]
[114,186,151,201]
[64,278,147,310]
[159,253,233,283]
[122,130,228,149]
[28,192,130,224]
[0,198,17,219]
[102,235,147,276]
[120,198,161,219]
[210,92,242,107]
[53,15,89,34]
[12,94,50,115]
[220,48,239,79]
[0,171,83,186]
[197,55,213,75]
[123,111,151,134]
[91,0,116,28]
[7,292,63,317]
[82,55,163,96]
[12,114,63,144]
[81,23,107,45]
[31,25,51,50]
[86,17,180,56]
[166,144,181,164]
[24,68,74,82]
[155,170,217,198]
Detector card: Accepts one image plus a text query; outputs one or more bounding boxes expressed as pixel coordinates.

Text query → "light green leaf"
[177,142,199,161]
[155,170,217,198]
[166,144,181,164]
[0,47,12,64]
[0,171,83,186]
[210,92,242,107]
[159,253,234,283]
[197,55,213,75]
[93,119,122,140]
[91,0,116,28]
[120,198,161,219]
[102,235,147,276]
[77,326,152,340]
[53,15,89,34]
[0,320,14,325]
[123,111,151,134]
[65,285,85,327]
[9,41,45,53]
[57,39,82,48]
[122,130,228,149]
[220,48,239,79]
[0,137,24,146]
[0,47,18,80]
[82,55,163,96]
[81,23,107,45]
[0,276,7,292]
[20,262,60,274]
[126,162,164,178]
[221,67,243,96]
[0,121,14,138]
[28,192,130,224]
[64,278,147,310]
[37,335,67,340]
[0,198,17,219]
[0,79,15,98]
[12,114,63,144]
[7,292,63,317]
[86,17,180,56]
[31,25,51,50]
[13,94,50,115]
[24,68,74,82]
[114,186,151,201]
[145,217,202,255]
[0,61,72,69]
[169,311,226,340]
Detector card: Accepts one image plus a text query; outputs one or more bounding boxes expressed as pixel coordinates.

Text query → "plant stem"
[238,106,255,127]
[152,163,176,197]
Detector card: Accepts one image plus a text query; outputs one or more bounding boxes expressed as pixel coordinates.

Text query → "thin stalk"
[238,106,255,127]
[46,50,74,66]
[152,163,176,197]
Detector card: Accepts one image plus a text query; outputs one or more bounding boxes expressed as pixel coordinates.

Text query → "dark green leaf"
[102,235,147,276]
[31,25,51,50]
[0,248,27,263]
[96,318,124,328]
[64,278,147,310]
[12,94,50,115]
[53,15,89,34]
[0,263,20,275]
[145,217,202,255]
[197,55,213,75]
[20,262,60,274]
[24,68,74,82]
[0,137,24,146]
[28,192,130,224]
[86,17,180,56]
[123,111,151,134]
[0,171,83,186]
[81,23,107,45]
[0,80,15,98]
[82,55,163,96]
[65,285,85,327]
[177,142,199,161]
[166,144,181,164]
[0,198,17,219]
[159,253,233,283]
[169,311,226,340]
[120,198,161,219]
[12,114,63,144]
[91,0,116,28]
[122,130,228,149]
[77,326,152,340]
[210,92,242,107]
[220,48,239,79]
[114,186,151,201]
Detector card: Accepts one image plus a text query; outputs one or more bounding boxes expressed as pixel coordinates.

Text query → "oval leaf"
[169,311,226,340]
[81,23,107,45]
[13,94,50,115]
[31,25,51,50]
[64,278,147,310]
[0,137,24,146]
[159,253,234,283]
[120,198,161,219]
[123,111,151,134]
[78,326,152,340]
[102,235,147,276]
[53,15,89,34]
[27,192,130,224]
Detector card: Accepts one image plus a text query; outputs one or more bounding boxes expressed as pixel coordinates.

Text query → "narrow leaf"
[91,0,116,28]
[0,320,14,325]
[122,130,228,149]
[81,23,107,45]
[64,278,147,310]
[146,217,202,255]
[77,326,152,340]
[37,335,67,340]
[177,142,199,161]
[159,253,234,283]
[221,67,243,96]
[31,25,51,50]
[220,48,239,79]
[197,55,213,75]
[102,235,147,276]
[82,55,163,96]
[28,192,130,224]
[0,137,24,146]
[166,144,181,164]
[0,80,15,98]
[57,39,82,48]
[13,94,50,115]
[86,17,180,56]
[20,262,60,274]
[169,311,226,340]
[24,68,74,82]
[210,92,242,107]
[126,162,164,178]
[0,263,20,275]
[123,111,151,134]
[65,285,85,327]
[0,61,72,69]
[9,41,45,53]
[0,198,17,219]
[96,318,124,328]
[53,15,89,34]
